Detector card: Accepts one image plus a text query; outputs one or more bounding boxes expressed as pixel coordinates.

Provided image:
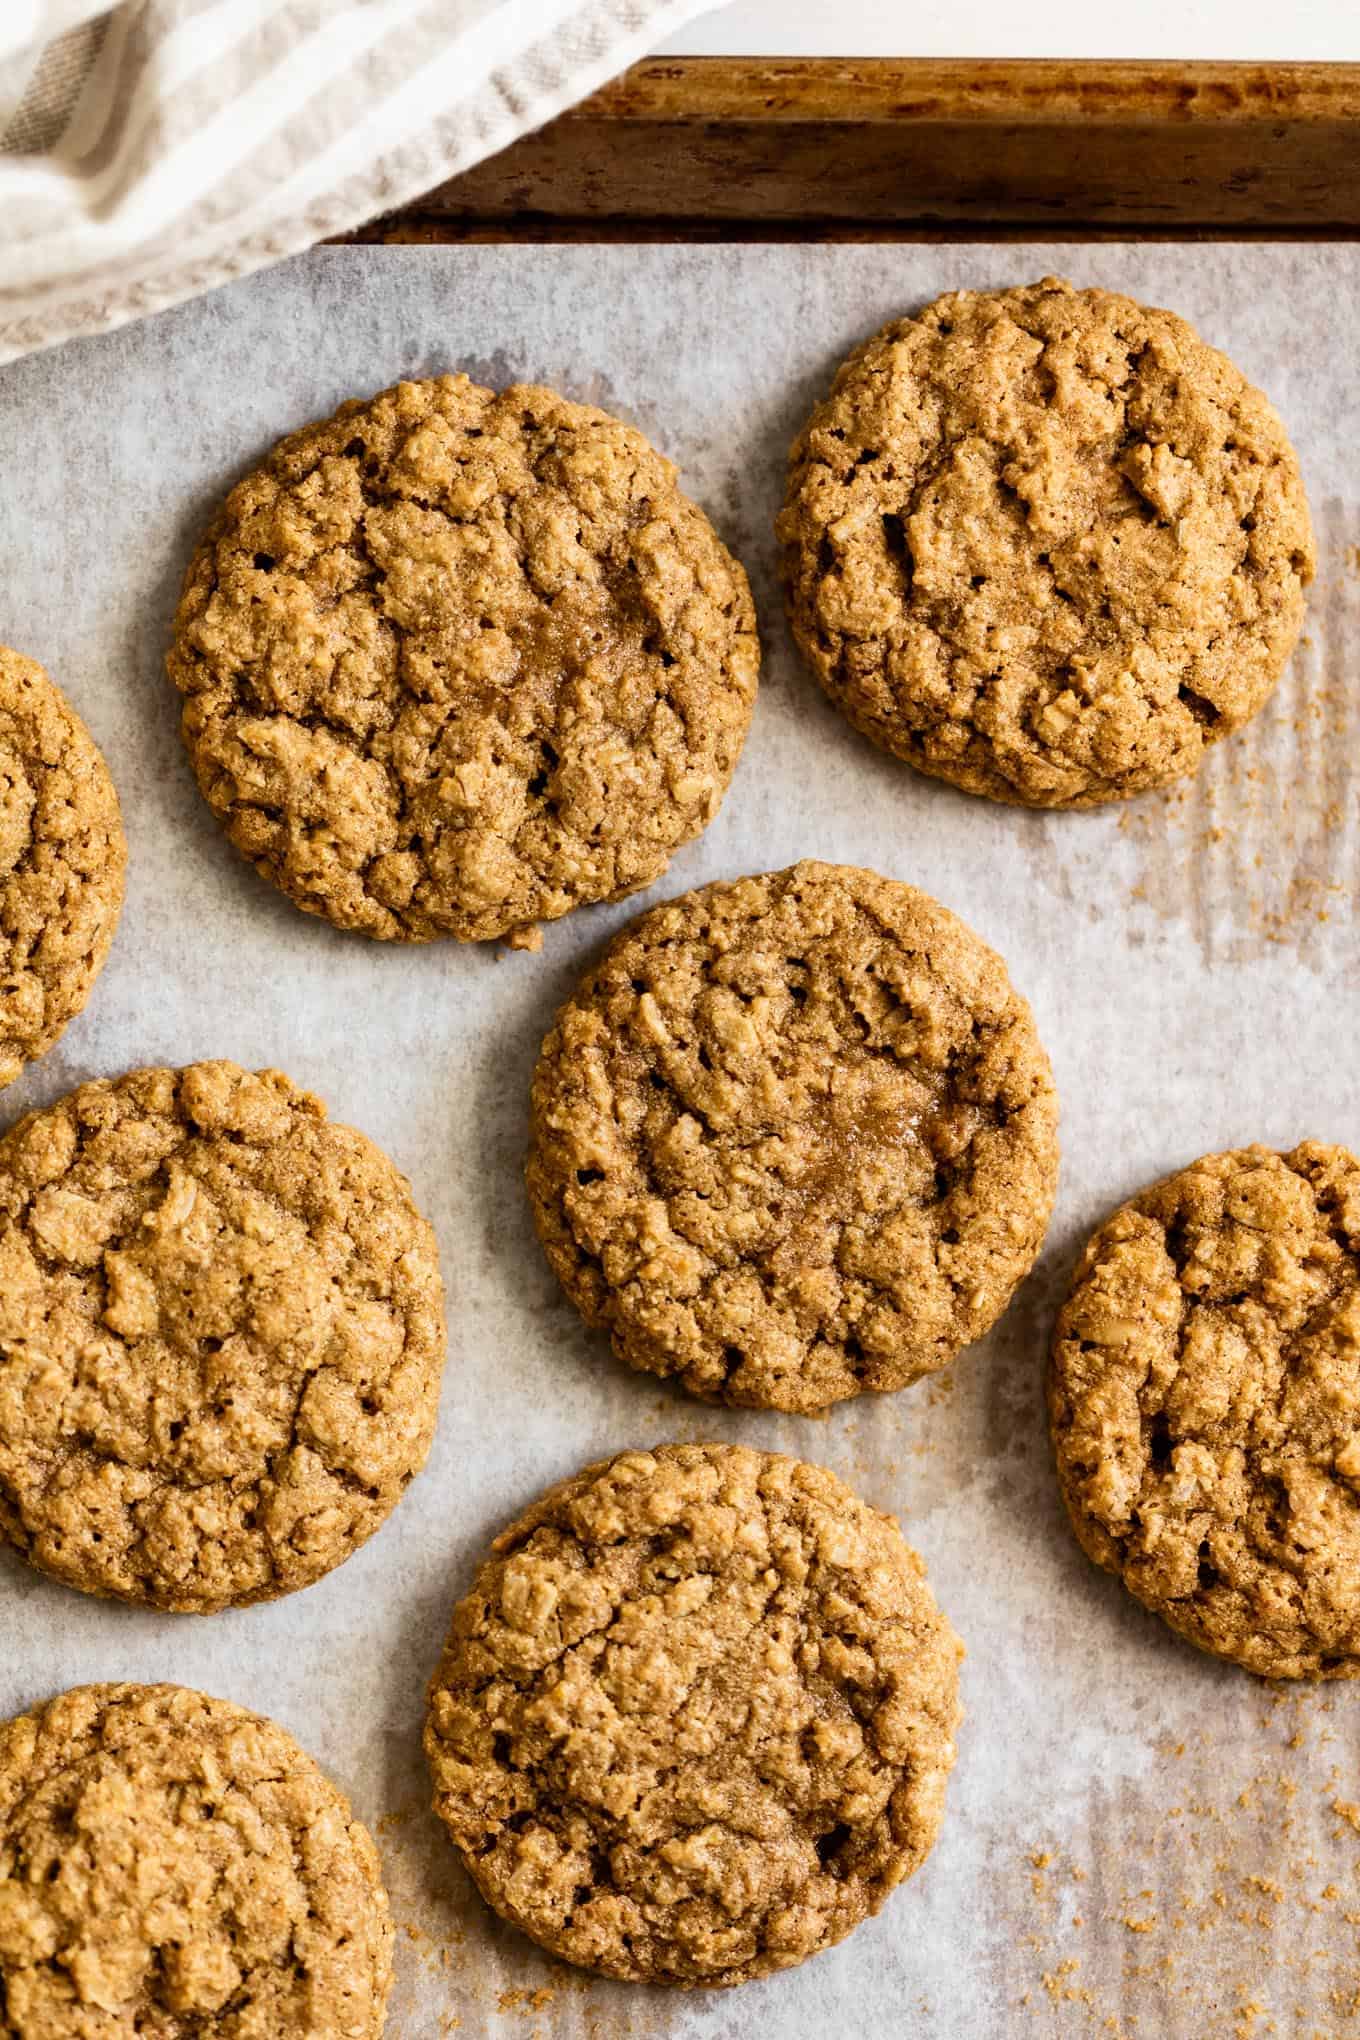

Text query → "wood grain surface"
[349,57,1360,239]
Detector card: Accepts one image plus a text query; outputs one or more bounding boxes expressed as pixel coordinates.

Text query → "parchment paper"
[1,243,1358,2040]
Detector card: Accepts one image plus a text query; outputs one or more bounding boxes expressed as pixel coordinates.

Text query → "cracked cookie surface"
[778,278,1314,808]
[526,861,1059,1414]
[1050,1143,1360,1678]
[168,376,758,944]
[0,1682,393,2038]
[424,1442,962,1986]
[0,1061,445,1612]
[0,648,125,1086]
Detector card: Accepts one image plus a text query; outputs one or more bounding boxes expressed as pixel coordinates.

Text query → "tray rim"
[349,55,1360,240]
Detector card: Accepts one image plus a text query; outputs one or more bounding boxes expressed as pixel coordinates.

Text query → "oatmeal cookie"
[1050,1142,1360,1677]
[778,278,1314,807]
[0,1061,445,1612]
[526,861,1059,1413]
[168,376,758,943]
[424,1442,962,1985]
[0,1682,392,2037]
[0,647,125,1085]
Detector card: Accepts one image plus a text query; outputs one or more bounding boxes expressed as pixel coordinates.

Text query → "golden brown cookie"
[0,1682,393,2037]
[424,1442,962,1986]
[167,376,758,944]
[526,861,1059,1414]
[1050,1143,1360,1678]
[0,1061,445,1613]
[778,278,1315,808]
[0,646,125,1085]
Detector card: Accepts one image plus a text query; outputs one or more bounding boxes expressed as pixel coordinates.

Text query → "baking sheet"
[1,242,1358,2039]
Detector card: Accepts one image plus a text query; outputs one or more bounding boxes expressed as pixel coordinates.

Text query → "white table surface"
[659,0,1360,64]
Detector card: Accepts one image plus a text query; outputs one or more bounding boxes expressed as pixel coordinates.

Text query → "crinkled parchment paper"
[1,244,1359,2038]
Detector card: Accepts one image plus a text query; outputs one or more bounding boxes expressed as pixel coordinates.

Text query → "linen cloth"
[0,0,713,363]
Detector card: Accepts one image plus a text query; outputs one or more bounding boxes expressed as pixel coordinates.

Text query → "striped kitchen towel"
[0,0,714,364]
